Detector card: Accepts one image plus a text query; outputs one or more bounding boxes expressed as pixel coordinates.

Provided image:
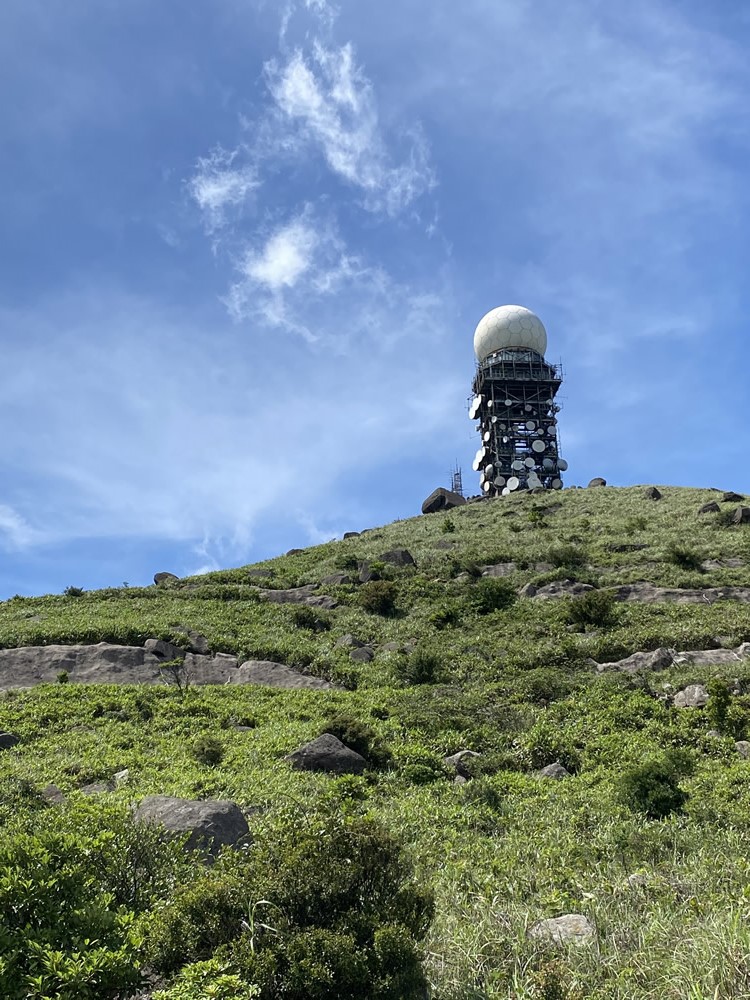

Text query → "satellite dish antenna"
[504,399,513,406]
[525,420,536,430]
[524,457,535,469]
[511,459,524,471]
[507,476,520,491]
[558,458,568,471]
[487,399,493,408]
[483,431,491,442]
[551,478,562,489]
[472,458,481,472]
[524,404,532,413]
[491,416,498,424]
[501,487,510,496]
[494,475,506,487]
[532,440,545,453]
[543,458,554,470]
[483,481,491,493]
[485,463,494,476]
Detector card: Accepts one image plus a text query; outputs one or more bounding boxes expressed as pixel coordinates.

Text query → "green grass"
[2,486,750,998]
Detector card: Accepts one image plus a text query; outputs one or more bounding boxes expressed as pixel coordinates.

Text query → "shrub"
[192,734,225,767]
[153,959,260,999]
[358,581,397,616]
[706,678,732,734]
[57,669,69,684]
[617,751,692,819]
[666,544,704,572]
[321,714,391,768]
[334,553,360,571]
[63,585,85,597]
[427,601,462,629]
[547,544,587,569]
[396,648,441,686]
[441,516,456,534]
[565,589,617,629]
[624,516,648,533]
[466,578,516,615]
[290,606,331,632]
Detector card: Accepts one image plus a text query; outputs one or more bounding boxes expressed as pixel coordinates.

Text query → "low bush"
[547,544,587,569]
[191,734,225,767]
[63,585,85,597]
[321,713,392,768]
[427,601,462,629]
[665,544,704,572]
[396,648,441,686]
[289,606,331,632]
[565,589,617,629]
[617,750,692,819]
[466,578,516,615]
[358,581,397,616]
[441,516,456,534]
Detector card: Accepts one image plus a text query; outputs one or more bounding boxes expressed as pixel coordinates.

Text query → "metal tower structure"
[469,305,567,496]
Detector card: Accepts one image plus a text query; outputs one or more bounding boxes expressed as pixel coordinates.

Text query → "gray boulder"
[172,627,211,654]
[321,573,352,586]
[444,749,481,779]
[42,784,65,804]
[257,584,337,609]
[144,638,186,662]
[529,914,595,946]
[0,731,21,750]
[735,741,750,759]
[336,634,365,649]
[247,569,275,579]
[379,548,416,568]
[350,646,374,663]
[421,488,466,515]
[606,542,650,552]
[134,796,250,857]
[722,492,746,503]
[698,502,721,514]
[343,531,360,539]
[482,562,517,577]
[674,684,709,708]
[644,487,662,500]
[154,572,179,585]
[588,477,607,487]
[234,660,335,689]
[537,762,570,779]
[732,507,750,525]
[286,734,367,775]
[596,647,674,674]
[521,580,595,599]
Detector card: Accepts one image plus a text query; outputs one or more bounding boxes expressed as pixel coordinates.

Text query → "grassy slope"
[2,485,750,998]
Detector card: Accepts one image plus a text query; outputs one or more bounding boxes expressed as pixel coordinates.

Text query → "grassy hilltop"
[2,485,750,999]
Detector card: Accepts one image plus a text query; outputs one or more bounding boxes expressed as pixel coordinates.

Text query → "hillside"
[2,484,750,999]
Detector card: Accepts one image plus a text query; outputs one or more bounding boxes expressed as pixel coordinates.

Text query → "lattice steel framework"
[469,348,566,495]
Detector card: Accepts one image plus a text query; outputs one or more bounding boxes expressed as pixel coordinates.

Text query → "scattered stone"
[114,768,130,786]
[154,572,179,585]
[732,507,750,525]
[722,492,746,503]
[350,646,375,663]
[247,569,275,578]
[321,573,352,586]
[483,562,517,577]
[286,734,367,775]
[643,487,662,500]
[235,660,336,690]
[698,502,721,514]
[606,543,650,552]
[454,774,468,785]
[528,914,595,946]
[343,531,360,539]
[0,731,20,750]
[433,539,457,549]
[735,741,750,759]
[706,730,722,739]
[537,762,570,779]
[596,648,674,674]
[144,638,186,662]
[588,478,607,488]
[625,873,649,889]
[257,585,337,609]
[286,548,304,556]
[380,641,404,653]
[673,684,709,709]
[612,582,750,604]
[336,634,365,649]
[444,749,481,779]
[521,580,595,599]
[358,561,374,583]
[421,487,467,515]
[80,780,115,795]
[379,548,416,568]
[702,558,744,571]
[172,627,210,655]
[134,796,250,857]
[41,784,65,805]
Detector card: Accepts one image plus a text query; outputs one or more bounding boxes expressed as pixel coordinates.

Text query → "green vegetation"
[1,486,750,997]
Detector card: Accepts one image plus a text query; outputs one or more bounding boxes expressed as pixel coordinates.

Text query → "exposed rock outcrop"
[421,488,466,514]
[134,796,250,857]
[286,734,367,775]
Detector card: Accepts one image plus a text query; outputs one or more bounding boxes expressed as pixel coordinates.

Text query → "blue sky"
[1,0,749,598]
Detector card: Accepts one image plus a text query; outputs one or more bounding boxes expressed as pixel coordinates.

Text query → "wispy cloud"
[0,506,38,550]
[266,41,434,215]
[188,146,260,232]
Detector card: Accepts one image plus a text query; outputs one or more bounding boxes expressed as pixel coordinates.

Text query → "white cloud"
[265,41,435,214]
[188,146,259,232]
[0,505,38,550]
[241,217,318,290]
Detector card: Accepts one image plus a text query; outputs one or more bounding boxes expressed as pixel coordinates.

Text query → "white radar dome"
[473,305,547,362]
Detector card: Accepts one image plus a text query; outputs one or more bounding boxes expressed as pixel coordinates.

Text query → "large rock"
[154,572,179,585]
[234,660,336,689]
[521,580,595,599]
[321,573,352,586]
[286,734,367,775]
[343,531,360,539]
[257,584,337,609]
[611,583,750,604]
[529,914,595,946]
[698,502,721,514]
[722,492,746,503]
[349,646,374,663]
[732,507,750,525]
[443,750,481,779]
[643,487,662,500]
[606,542,650,552]
[379,548,416,568]
[134,796,249,857]
[0,731,21,750]
[421,488,466,515]
[172,626,211,655]
[673,684,709,708]
[143,638,186,661]
[596,648,674,674]
[587,478,607,488]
